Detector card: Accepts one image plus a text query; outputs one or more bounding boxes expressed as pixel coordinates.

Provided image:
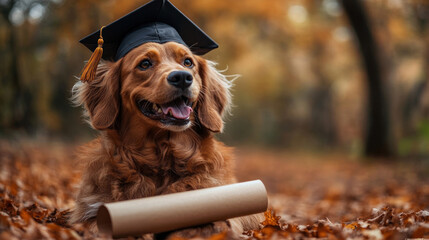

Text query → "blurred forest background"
[1,0,429,158]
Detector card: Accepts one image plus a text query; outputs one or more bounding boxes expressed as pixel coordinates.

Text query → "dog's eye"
[183,58,193,68]
[138,59,152,70]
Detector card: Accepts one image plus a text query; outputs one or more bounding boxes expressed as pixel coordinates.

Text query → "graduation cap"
[80,0,218,82]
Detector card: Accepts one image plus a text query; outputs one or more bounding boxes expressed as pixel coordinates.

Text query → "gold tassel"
[80,26,105,82]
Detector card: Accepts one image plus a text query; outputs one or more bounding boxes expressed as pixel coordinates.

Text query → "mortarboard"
[79,0,218,82]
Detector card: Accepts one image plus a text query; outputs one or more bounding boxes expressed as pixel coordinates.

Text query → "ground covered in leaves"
[0,140,428,239]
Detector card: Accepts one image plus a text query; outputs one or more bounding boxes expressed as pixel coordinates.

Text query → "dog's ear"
[195,57,231,133]
[80,60,122,130]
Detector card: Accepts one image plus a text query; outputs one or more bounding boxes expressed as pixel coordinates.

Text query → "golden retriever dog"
[70,41,261,238]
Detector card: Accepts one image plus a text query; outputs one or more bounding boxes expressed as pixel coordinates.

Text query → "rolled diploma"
[97,180,268,238]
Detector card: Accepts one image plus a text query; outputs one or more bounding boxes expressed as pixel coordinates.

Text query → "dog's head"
[73,42,232,133]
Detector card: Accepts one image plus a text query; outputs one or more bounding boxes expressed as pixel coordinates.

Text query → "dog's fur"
[70,42,261,237]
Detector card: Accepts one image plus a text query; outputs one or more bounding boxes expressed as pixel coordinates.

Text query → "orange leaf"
[261,209,281,227]
[208,231,228,240]
[345,222,359,230]
[19,210,33,225]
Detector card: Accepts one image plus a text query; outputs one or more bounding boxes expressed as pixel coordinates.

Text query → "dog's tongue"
[161,100,193,119]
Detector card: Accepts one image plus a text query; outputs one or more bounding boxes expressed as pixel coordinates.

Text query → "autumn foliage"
[246,208,429,239]
[2,0,429,157]
[0,141,427,239]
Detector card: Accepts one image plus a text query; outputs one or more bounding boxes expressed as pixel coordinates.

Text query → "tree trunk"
[340,0,393,157]
[1,2,24,131]
[7,20,26,129]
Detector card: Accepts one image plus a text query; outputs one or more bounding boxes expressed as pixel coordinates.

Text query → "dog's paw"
[154,221,231,240]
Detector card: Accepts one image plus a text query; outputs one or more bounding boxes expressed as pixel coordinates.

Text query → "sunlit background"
[1,0,429,159]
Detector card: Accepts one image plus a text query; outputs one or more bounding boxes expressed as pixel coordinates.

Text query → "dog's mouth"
[137,96,193,125]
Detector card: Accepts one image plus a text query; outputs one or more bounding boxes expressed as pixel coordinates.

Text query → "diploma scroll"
[97,180,268,238]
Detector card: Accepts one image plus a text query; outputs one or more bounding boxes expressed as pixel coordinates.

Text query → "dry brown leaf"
[1,142,429,239]
[0,199,18,217]
[261,209,281,227]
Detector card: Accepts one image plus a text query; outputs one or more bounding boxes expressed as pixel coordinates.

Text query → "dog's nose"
[167,71,193,90]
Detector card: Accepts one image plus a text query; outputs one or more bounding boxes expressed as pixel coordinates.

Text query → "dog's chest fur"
[94,129,222,200]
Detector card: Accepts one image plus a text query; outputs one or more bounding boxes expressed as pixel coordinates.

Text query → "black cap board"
[79,0,218,61]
